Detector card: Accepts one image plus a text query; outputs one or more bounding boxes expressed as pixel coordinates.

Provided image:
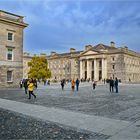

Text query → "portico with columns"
[80,57,107,81]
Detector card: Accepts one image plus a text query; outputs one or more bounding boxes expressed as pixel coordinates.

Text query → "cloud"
[0,0,140,52]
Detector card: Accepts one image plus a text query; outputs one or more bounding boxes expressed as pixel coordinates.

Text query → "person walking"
[61,79,65,90]
[109,77,114,93]
[28,79,36,99]
[104,78,106,84]
[23,79,28,94]
[71,79,75,92]
[93,80,96,90]
[76,78,80,91]
[44,79,46,86]
[33,79,38,89]
[114,77,119,93]
[19,80,23,88]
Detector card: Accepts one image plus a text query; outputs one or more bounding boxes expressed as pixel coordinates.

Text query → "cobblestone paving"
[0,83,140,123]
[0,83,140,139]
[0,108,110,140]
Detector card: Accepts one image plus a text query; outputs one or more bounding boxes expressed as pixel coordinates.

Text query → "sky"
[0,0,140,55]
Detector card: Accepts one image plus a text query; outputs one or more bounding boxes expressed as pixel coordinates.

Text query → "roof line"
[0,10,24,18]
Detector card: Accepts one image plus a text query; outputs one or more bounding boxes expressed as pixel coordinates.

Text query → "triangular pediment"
[80,50,100,56]
[94,44,109,50]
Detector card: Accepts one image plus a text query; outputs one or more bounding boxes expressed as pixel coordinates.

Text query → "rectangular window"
[8,32,14,41]
[112,65,115,69]
[7,71,12,82]
[7,48,13,60]
[112,57,115,61]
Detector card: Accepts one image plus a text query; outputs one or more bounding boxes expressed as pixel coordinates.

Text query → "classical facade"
[0,10,28,87]
[47,42,140,83]
[23,42,140,83]
[80,42,140,82]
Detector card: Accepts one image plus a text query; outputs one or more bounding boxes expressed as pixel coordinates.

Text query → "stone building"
[23,42,140,83]
[80,42,140,82]
[47,42,140,83]
[47,48,82,81]
[23,53,47,79]
[0,10,28,87]
[23,52,32,79]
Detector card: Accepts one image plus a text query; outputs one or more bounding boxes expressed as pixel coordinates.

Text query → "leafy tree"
[28,56,51,80]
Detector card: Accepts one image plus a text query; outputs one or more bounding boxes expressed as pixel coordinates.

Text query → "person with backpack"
[28,78,36,99]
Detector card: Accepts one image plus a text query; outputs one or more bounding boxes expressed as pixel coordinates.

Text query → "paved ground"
[0,82,140,139]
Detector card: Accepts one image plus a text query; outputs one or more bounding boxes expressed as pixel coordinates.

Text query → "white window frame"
[7,32,14,41]
[7,71,13,82]
[7,47,14,61]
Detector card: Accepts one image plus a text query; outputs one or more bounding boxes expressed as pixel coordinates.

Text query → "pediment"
[94,44,109,50]
[95,45,105,50]
[80,50,100,56]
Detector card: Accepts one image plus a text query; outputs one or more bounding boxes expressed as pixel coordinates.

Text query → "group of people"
[61,78,80,91]
[92,77,119,93]
[60,77,119,93]
[43,79,50,86]
[20,78,37,99]
[109,77,119,93]
[20,76,119,99]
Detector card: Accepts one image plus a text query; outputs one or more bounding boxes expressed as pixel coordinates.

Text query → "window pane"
[8,33,13,40]
[7,71,12,81]
[8,54,12,60]
[7,48,13,60]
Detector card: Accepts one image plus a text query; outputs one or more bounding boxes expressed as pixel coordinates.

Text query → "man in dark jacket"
[114,77,119,93]
[109,77,114,93]
[76,78,80,91]
[61,79,65,90]
[23,79,28,94]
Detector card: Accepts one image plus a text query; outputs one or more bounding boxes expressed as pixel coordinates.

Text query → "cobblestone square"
[0,82,140,140]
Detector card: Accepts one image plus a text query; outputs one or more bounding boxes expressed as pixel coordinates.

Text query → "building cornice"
[0,17,28,28]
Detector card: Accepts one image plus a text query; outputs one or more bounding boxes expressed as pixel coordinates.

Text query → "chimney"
[51,51,56,55]
[124,46,128,50]
[40,53,47,57]
[70,48,76,53]
[110,41,115,47]
[85,45,92,51]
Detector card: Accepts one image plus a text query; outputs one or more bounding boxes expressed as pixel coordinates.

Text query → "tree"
[28,56,51,80]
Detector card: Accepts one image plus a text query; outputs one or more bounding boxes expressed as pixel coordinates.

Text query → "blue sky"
[0,0,140,54]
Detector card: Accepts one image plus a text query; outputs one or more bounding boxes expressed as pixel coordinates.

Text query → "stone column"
[102,58,105,79]
[94,59,98,81]
[102,58,107,79]
[104,59,107,79]
[87,60,89,79]
[80,60,83,79]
